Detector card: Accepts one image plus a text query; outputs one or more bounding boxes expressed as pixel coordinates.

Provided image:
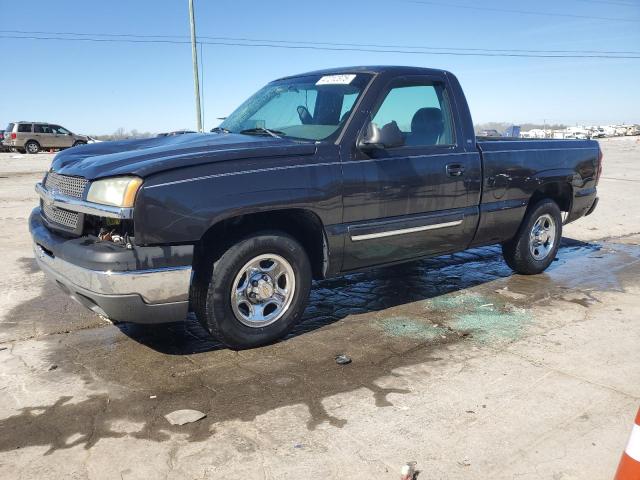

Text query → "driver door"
[340,75,481,271]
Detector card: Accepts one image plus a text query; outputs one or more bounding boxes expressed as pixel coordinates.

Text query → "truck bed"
[470,138,600,247]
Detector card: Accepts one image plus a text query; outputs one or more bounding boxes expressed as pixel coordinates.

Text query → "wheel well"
[194,209,328,280]
[529,182,572,212]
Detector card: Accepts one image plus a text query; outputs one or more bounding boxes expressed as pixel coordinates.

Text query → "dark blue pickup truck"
[30,66,601,349]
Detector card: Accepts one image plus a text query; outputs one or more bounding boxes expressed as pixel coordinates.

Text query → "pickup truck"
[30,66,601,349]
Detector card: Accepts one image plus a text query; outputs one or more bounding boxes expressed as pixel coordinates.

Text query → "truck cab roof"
[276,65,451,81]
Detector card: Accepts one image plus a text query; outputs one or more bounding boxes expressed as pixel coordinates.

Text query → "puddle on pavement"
[1,238,639,454]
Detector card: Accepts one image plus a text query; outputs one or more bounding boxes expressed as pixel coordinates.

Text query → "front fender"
[133,152,342,246]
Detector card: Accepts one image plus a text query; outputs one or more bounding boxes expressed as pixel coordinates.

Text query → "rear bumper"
[30,208,192,324]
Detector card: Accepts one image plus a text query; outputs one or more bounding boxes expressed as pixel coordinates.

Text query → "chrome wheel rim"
[230,253,296,328]
[529,213,556,260]
[27,143,38,153]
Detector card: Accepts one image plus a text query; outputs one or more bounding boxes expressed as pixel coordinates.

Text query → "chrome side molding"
[350,219,463,242]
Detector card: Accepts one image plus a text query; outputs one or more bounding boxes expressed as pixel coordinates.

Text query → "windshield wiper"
[239,127,284,138]
[211,126,231,134]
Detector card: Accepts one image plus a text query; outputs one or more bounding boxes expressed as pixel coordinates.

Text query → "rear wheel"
[25,141,40,154]
[192,231,312,349]
[502,198,562,275]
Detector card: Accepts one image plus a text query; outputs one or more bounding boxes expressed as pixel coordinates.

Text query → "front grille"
[44,172,88,198]
[42,201,79,229]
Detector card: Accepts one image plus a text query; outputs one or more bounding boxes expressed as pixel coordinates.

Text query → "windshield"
[219,73,372,141]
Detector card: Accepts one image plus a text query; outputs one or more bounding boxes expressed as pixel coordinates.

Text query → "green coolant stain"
[428,292,530,343]
[452,309,529,343]
[429,292,489,310]
[378,317,447,341]
[377,293,530,343]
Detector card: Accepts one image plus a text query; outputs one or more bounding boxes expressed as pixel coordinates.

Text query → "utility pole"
[188,0,203,132]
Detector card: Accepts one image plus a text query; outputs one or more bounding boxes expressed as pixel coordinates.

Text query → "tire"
[73,141,87,147]
[502,198,562,275]
[193,231,312,349]
[25,140,40,154]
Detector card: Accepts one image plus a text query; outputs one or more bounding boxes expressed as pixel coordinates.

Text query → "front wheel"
[192,231,312,349]
[502,198,562,275]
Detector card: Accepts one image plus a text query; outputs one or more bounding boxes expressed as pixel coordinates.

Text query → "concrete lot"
[0,136,639,479]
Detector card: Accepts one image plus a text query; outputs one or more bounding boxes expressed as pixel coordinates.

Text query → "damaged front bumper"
[29,208,193,324]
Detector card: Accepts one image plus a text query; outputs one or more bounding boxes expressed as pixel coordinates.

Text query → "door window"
[50,125,70,135]
[372,81,455,147]
[34,124,52,134]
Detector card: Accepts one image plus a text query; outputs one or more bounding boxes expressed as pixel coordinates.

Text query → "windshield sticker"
[316,74,356,85]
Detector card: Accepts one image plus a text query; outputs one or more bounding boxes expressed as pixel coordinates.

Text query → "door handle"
[446,164,465,177]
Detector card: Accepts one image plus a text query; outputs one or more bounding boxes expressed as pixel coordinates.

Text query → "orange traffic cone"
[615,408,640,479]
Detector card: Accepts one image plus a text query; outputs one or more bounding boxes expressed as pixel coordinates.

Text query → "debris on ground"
[149,395,157,399]
[48,364,58,371]
[335,354,352,365]
[400,461,418,480]
[0,347,7,352]
[458,458,471,467]
[494,287,527,300]
[164,409,207,426]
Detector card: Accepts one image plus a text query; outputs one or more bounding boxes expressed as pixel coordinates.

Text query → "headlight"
[86,176,143,208]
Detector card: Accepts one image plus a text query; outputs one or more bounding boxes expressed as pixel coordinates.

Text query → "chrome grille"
[42,201,79,229]
[44,172,88,198]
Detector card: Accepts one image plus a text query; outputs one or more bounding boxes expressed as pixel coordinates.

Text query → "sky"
[1,0,638,134]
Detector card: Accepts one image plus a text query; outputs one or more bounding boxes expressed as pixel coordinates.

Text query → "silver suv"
[3,122,89,154]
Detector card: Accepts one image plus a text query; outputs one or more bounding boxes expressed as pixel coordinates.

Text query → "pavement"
[0,136,639,479]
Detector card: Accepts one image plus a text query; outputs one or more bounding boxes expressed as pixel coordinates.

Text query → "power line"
[201,40,640,58]
[2,34,638,59]
[0,34,191,45]
[407,0,640,22]
[1,33,639,59]
[196,35,640,56]
[573,0,640,7]
[0,29,188,39]
[1,29,639,55]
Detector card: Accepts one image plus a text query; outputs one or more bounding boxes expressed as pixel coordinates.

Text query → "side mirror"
[358,121,404,151]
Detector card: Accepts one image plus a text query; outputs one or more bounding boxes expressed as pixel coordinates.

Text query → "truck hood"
[50,133,317,180]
